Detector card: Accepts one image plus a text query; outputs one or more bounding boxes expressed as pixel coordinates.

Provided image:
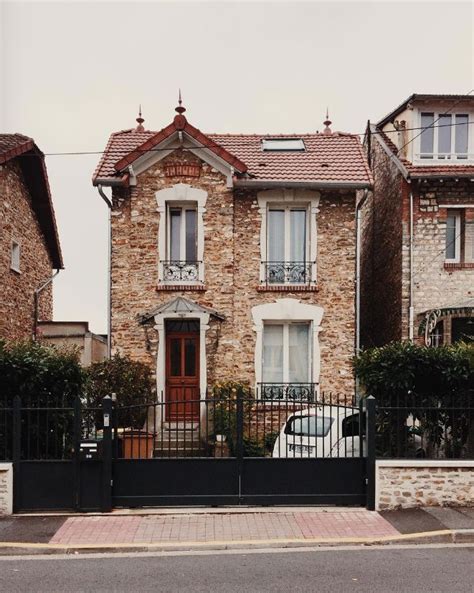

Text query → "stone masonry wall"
[377,461,474,510]
[0,464,13,515]
[0,161,53,340]
[110,150,358,397]
[408,179,474,342]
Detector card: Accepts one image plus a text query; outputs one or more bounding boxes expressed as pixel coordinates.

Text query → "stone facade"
[362,134,474,347]
[0,463,13,515]
[0,161,53,340]
[376,461,474,510]
[110,150,358,396]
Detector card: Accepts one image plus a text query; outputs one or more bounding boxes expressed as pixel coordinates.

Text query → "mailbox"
[78,439,103,460]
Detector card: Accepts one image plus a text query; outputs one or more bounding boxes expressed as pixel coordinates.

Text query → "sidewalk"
[0,507,473,554]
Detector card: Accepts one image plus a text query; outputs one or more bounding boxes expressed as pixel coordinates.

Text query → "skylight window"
[262,138,305,152]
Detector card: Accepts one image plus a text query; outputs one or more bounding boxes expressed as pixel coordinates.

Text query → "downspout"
[97,184,112,358]
[33,269,60,340]
[408,184,414,341]
[355,188,369,400]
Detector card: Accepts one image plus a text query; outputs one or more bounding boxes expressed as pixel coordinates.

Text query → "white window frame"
[252,298,324,398]
[10,240,20,273]
[258,189,320,284]
[156,184,207,284]
[416,109,472,163]
[167,203,198,263]
[445,209,462,263]
[263,321,312,384]
[267,204,310,264]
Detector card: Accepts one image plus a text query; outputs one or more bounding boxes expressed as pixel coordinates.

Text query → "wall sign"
[164,164,201,178]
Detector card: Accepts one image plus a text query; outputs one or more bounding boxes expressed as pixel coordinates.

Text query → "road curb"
[0,529,473,555]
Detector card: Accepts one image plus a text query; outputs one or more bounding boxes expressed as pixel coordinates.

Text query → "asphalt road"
[0,545,473,593]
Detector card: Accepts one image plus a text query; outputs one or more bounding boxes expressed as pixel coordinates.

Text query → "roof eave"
[233,179,372,190]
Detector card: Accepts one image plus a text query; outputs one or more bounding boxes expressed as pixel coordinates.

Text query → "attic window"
[262,139,305,152]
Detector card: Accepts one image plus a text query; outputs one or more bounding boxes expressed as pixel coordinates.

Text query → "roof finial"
[135,104,145,132]
[323,108,332,135]
[175,89,186,114]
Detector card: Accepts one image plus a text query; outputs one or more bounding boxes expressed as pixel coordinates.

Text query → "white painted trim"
[156,184,207,284]
[0,463,13,515]
[251,299,324,394]
[257,189,320,284]
[439,204,474,208]
[154,311,210,425]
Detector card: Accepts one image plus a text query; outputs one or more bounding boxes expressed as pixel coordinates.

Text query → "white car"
[272,405,364,458]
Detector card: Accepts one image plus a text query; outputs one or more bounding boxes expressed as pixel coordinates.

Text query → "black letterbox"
[78,439,103,460]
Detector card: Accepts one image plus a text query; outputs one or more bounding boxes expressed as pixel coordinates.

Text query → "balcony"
[162,261,202,283]
[258,383,318,402]
[262,261,314,286]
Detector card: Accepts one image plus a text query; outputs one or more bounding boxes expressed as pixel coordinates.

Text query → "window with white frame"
[419,112,469,160]
[445,210,462,262]
[11,240,20,272]
[266,205,310,284]
[156,184,207,285]
[261,322,312,399]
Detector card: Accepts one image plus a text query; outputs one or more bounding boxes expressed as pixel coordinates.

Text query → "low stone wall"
[0,463,13,515]
[376,460,474,511]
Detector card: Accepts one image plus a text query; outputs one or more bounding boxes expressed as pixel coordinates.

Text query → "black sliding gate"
[4,392,374,512]
[111,392,370,508]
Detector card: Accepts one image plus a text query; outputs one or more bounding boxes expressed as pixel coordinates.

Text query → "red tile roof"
[93,118,372,187]
[0,134,63,268]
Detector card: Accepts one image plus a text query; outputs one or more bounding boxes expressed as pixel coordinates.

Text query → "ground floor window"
[424,313,473,346]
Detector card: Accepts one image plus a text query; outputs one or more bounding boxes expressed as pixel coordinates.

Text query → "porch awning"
[139,296,225,324]
[423,298,474,319]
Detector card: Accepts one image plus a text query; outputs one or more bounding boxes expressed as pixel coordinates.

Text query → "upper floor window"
[266,206,310,284]
[445,208,474,265]
[156,184,207,286]
[419,112,469,160]
[11,240,20,272]
[258,189,319,288]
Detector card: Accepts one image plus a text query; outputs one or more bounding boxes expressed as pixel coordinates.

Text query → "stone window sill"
[444,262,474,270]
[156,284,207,292]
[257,284,319,293]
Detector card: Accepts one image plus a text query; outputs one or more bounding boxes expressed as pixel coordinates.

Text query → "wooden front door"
[165,332,200,421]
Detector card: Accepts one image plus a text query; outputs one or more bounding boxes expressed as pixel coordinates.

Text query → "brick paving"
[49,510,399,546]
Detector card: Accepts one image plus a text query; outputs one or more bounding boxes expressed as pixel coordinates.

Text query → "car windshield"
[285,415,334,437]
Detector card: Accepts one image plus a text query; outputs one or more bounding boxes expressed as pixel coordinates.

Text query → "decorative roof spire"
[135,105,145,132]
[323,108,332,135]
[175,89,186,114]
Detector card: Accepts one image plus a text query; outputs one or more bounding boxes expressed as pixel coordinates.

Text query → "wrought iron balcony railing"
[263,261,313,285]
[258,383,317,402]
[162,261,201,283]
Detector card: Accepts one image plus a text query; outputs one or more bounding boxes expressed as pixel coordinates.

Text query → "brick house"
[0,134,63,340]
[361,94,474,348]
[92,100,372,416]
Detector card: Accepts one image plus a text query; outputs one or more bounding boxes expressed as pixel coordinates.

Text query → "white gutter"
[98,184,112,358]
[408,185,414,342]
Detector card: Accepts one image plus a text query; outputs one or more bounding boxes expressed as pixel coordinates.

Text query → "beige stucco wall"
[0,463,13,516]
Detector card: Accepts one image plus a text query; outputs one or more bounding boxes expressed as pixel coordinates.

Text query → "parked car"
[272,406,363,458]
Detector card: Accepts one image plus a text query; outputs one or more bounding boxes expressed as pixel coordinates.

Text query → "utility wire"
[11,117,474,158]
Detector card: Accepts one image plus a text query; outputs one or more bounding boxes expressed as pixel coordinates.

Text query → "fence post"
[236,388,244,502]
[101,396,113,512]
[365,395,376,511]
[12,395,21,513]
[73,396,82,510]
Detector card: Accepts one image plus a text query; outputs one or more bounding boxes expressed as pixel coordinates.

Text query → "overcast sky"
[1,0,473,334]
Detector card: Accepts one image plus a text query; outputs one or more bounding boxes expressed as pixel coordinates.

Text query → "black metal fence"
[376,391,474,460]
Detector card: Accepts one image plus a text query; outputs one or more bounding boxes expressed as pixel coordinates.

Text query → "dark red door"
[166,332,200,421]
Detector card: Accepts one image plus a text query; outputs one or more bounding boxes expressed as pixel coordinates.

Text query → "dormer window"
[419,112,469,160]
[262,139,305,152]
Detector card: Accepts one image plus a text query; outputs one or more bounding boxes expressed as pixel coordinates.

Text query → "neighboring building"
[0,134,63,340]
[361,94,474,348]
[92,99,372,414]
[38,321,108,366]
